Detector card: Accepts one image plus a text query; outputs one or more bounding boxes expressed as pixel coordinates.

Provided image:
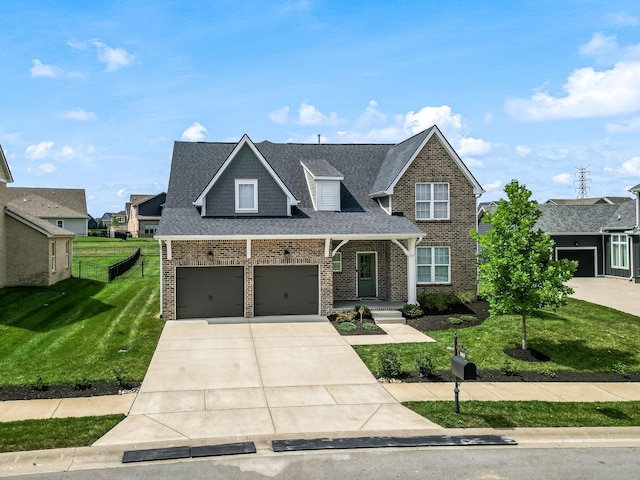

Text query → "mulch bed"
[327,315,386,335]
[0,381,140,402]
[378,370,640,384]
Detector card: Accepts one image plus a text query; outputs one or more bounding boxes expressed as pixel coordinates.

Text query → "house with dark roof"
[5,187,88,236]
[126,193,166,238]
[478,188,640,282]
[0,147,74,288]
[156,127,484,320]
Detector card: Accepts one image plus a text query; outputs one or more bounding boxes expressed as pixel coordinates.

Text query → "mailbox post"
[451,333,477,413]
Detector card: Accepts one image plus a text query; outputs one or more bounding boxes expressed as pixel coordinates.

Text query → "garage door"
[176,267,244,319]
[557,249,596,277]
[254,265,319,316]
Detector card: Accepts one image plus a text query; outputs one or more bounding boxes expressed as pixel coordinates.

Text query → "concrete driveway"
[95,317,438,447]
[568,277,640,316]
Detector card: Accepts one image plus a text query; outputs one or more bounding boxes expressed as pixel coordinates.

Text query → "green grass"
[353,299,640,375]
[0,276,164,387]
[404,401,640,428]
[0,415,125,453]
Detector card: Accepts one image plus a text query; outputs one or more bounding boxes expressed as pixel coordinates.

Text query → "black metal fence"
[108,248,141,281]
[73,259,109,282]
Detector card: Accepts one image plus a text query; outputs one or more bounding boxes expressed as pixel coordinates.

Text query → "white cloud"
[25,141,54,160]
[356,100,386,127]
[404,105,462,134]
[606,12,639,27]
[298,101,340,126]
[36,163,56,175]
[59,108,97,121]
[457,137,491,157]
[553,173,573,184]
[619,156,640,176]
[181,122,207,141]
[29,59,61,78]
[515,145,531,157]
[91,40,135,72]
[579,33,640,65]
[505,61,640,121]
[607,117,640,132]
[483,180,502,191]
[117,188,126,198]
[268,106,290,124]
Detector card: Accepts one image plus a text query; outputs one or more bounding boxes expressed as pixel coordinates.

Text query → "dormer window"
[235,179,258,213]
[301,159,344,212]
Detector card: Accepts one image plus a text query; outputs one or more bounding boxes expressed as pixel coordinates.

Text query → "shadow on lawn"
[530,338,634,370]
[0,278,115,332]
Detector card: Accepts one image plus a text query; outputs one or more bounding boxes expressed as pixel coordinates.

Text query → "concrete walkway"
[568,277,640,316]
[93,318,438,447]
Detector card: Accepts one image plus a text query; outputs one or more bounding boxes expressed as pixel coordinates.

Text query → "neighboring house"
[109,210,127,237]
[5,187,89,236]
[126,193,166,238]
[478,190,640,282]
[100,212,113,228]
[544,197,631,206]
[156,127,484,320]
[88,216,98,229]
[0,146,74,288]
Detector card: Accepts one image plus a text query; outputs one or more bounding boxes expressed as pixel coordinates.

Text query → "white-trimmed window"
[611,234,628,269]
[332,252,342,272]
[65,240,70,269]
[415,183,449,220]
[417,246,450,283]
[51,242,56,272]
[235,179,258,213]
[56,220,64,228]
[145,224,158,235]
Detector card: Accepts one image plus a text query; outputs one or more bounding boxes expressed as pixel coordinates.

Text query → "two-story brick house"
[156,126,483,320]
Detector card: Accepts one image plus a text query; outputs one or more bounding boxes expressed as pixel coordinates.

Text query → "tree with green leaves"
[472,179,577,350]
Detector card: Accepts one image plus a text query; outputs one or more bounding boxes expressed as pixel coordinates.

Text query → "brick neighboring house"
[0,146,74,288]
[156,127,484,320]
[5,187,89,236]
[126,193,166,238]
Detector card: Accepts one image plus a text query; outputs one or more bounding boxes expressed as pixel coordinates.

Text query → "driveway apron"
[568,277,640,317]
[94,317,437,446]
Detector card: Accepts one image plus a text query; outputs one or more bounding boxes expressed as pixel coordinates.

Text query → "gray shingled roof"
[602,200,637,231]
[5,206,75,236]
[6,187,87,217]
[535,204,620,234]
[158,136,433,237]
[300,158,344,178]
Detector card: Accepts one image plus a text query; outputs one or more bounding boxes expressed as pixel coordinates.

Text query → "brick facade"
[391,135,478,296]
[161,238,332,320]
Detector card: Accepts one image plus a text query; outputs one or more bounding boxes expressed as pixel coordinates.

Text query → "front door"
[357,252,377,297]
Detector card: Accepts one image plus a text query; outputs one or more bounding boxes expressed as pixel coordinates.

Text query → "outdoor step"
[372,310,406,324]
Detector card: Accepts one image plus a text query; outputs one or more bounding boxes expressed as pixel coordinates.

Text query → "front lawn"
[404,401,640,428]
[0,415,125,453]
[0,276,164,388]
[354,299,640,376]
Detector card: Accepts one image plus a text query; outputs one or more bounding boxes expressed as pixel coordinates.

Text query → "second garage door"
[176,266,244,319]
[254,265,319,316]
[557,249,596,277]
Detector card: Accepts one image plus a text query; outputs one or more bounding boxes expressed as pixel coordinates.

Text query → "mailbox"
[451,355,477,381]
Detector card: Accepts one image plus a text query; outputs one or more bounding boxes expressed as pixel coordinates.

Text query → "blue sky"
[2,1,640,217]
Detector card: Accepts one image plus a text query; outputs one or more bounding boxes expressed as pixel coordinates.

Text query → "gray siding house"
[156,127,484,320]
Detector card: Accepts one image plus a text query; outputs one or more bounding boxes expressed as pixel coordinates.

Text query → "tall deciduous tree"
[472,180,577,350]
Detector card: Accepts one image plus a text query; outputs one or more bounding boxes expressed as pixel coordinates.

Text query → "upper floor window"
[611,234,628,269]
[415,183,449,220]
[417,246,450,284]
[56,220,64,228]
[235,179,258,213]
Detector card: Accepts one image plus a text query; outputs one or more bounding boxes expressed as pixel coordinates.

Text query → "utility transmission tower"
[575,165,591,199]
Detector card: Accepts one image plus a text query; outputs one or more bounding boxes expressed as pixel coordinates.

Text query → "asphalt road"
[9,446,640,480]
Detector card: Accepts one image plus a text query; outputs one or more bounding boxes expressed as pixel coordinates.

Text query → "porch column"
[407,238,417,304]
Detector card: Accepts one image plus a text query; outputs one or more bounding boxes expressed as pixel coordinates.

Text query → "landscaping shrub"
[73,377,92,390]
[454,291,475,304]
[338,321,357,332]
[401,303,423,319]
[113,365,132,389]
[539,368,557,378]
[418,291,476,312]
[415,353,434,377]
[362,322,380,332]
[336,311,356,323]
[447,317,463,325]
[31,376,48,392]
[611,362,629,377]
[500,360,518,377]
[459,314,477,322]
[377,349,402,378]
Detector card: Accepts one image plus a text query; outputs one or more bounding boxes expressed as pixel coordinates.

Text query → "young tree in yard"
[472,180,577,350]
